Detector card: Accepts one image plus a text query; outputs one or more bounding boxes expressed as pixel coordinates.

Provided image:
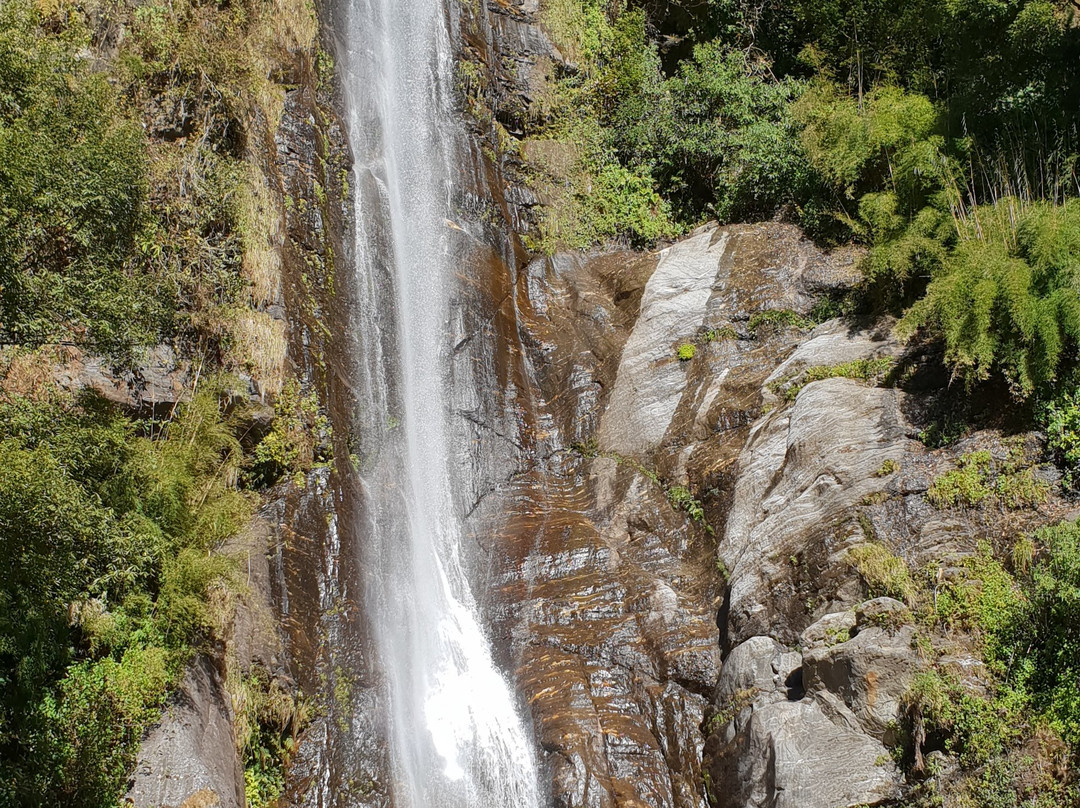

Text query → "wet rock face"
[127,657,244,808]
[454,220,860,808]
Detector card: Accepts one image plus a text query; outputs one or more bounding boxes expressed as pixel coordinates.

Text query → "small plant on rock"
[667,484,713,533]
[876,459,900,477]
[677,343,696,361]
[847,542,918,605]
[927,451,992,508]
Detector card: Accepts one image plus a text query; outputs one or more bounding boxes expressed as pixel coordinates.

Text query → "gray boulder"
[802,599,922,743]
[126,657,243,808]
[707,631,904,808]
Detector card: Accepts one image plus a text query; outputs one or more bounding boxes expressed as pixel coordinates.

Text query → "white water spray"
[338,0,542,805]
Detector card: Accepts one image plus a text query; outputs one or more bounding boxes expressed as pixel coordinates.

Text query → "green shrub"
[238,670,304,808]
[927,544,1027,643]
[995,466,1050,509]
[253,379,332,485]
[651,42,812,223]
[904,670,1022,769]
[677,343,696,361]
[0,386,249,806]
[1044,386,1080,488]
[927,451,993,508]
[0,1,154,354]
[876,459,900,477]
[1005,519,1080,747]
[902,198,1080,399]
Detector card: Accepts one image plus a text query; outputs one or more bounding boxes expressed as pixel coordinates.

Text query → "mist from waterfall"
[337,0,542,805]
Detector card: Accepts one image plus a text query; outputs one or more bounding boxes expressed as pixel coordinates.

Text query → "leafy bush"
[650,42,812,223]
[1001,519,1080,748]
[0,1,154,354]
[904,670,1022,769]
[253,379,332,485]
[996,466,1050,510]
[1044,386,1080,487]
[876,459,900,477]
[902,198,1080,398]
[677,343,696,361]
[0,386,250,806]
[748,309,815,335]
[667,485,712,532]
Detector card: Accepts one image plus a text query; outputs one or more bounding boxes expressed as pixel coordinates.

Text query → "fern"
[901,197,1080,398]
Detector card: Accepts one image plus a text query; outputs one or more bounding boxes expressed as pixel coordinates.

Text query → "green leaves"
[656,43,810,223]
[0,0,152,354]
[0,386,250,806]
[902,198,1080,397]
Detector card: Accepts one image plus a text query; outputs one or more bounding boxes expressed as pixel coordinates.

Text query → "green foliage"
[238,670,303,808]
[876,459,900,477]
[253,378,332,485]
[913,519,1080,776]
[667,485,713,533]
[996,466,1050,509]
[1043,385,1080,487]
[748,308,815,335]
[650,42,812,223]
[0,1,154,354]
[676,343,696,361]
[926,544,1027,644]
[526,5,678,251]
[902,198,1080,398]
[1001,519,1080,748]
[783,357,895,400]
[846,542,918,605]
[905,670,1023,768]
[927,451,993,508]
[703,326,737,343]
[0,385,251,806]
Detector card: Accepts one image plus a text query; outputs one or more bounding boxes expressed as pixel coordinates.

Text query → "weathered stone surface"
[127,657,243,808]
[706,620,910,808]
[715,636,789,707]
[708,693,902,808]
[802,600,922,741]
[454,221,866,808]
[599,227,732,455]
[53,344,192,416]
[721,372,911,647]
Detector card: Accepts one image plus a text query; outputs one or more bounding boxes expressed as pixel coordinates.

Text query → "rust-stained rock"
[448,218,862,808]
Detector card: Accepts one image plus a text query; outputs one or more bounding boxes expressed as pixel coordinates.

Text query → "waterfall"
[338,0,542,805]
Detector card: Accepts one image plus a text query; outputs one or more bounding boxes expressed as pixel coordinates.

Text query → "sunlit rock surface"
[450,219,862,808]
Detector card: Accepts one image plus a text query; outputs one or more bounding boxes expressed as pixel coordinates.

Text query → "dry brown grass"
[0,346,78,402]
[227,310,287,399]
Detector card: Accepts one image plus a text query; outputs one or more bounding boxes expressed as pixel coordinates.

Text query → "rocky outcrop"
[704,598,921,808]
[722,368,910,648]
[128,658,244,808]
[453,220,864,808]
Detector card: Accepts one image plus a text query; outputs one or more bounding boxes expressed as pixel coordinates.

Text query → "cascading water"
[338,0,542,805]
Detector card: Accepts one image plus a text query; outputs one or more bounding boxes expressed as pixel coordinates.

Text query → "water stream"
[338,0,542,805]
